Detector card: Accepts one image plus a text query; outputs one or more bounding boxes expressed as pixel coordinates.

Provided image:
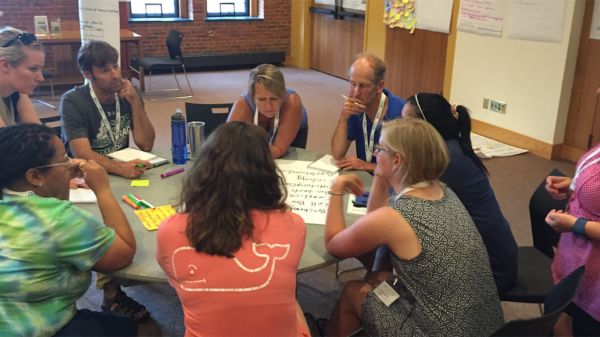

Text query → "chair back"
[492,266,585,337]
[40,115,62,139]
[166,30,184,61]
[529,169,568,258]
[185,102,233,138]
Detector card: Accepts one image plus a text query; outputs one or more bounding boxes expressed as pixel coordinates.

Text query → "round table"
[78,147,366,282]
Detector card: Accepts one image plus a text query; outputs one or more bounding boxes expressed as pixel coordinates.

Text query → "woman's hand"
[75,160,110,194]
[331,174,365,196]
[545,209,576,233]
[545,175,572,200]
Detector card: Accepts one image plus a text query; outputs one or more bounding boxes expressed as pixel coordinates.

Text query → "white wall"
[450,0,585,144]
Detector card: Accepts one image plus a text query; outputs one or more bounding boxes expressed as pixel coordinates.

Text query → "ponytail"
[455,106,488,175]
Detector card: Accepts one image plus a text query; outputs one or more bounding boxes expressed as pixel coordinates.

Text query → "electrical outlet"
[482,98,490,109]
[489,99,507,113]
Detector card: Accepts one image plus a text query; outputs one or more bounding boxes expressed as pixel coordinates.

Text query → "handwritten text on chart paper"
[276,160,338,225]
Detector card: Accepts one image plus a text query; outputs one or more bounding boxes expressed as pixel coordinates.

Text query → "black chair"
[492,266,585,337]
[34,70,57,109]
[40,115,62,138]
[499,169,568,304]
[139,30,193,99]
[185,102,233,137]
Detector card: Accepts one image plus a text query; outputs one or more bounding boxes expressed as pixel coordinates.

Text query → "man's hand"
[336,156,374,172]
[115,159,151,179]
[545,175,572,200]
[341,96,366,119]
[545,209,576,233]
[117,79,142,106]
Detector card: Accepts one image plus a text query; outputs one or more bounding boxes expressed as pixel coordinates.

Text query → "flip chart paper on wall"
[415,0,453,34]
[458,0,504,37]
[276,159,338,225]
[343,0,366,12]
[506,0,566,43]
[591,0,600,40]
[78,0,120,53]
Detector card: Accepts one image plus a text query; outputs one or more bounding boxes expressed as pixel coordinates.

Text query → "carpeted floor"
[33,66,576,336]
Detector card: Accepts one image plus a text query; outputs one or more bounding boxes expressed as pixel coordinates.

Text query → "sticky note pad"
[131,179,150,187]
[134,205,176,231]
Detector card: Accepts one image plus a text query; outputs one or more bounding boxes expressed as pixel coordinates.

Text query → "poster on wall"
[343,0,366,12]
[506,0,566,43]
[415,0,454,34]
[458,0,504,37]
[591,0,600,40]
[78,0,120,52]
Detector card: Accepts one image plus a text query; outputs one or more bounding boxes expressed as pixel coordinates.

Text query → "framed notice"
[34,15,49,35]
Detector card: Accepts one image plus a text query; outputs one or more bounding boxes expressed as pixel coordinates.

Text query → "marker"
[135,163,146,168]
[126,193,143,208]
[133,194,155,208]
[161,167,185,178]
[341,95,360,106]
[122,195,140,209]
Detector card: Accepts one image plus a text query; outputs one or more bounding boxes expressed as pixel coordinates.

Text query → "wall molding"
[471,119,563,160]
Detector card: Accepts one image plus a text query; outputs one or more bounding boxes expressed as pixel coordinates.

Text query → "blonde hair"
[381,118,449,186]
[248,64,286,99]
[0,27,43,67]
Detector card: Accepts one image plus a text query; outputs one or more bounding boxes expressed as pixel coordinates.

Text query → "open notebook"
[108,148,169,167]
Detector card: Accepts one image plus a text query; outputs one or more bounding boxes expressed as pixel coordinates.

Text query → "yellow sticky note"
[131,179,150,187]
[134,205,176,231]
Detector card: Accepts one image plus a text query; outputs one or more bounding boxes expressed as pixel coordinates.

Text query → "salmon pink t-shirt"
[156,209,306,337]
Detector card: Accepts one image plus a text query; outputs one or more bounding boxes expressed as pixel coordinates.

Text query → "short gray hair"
[351,53,386,84]
[0,26,44,66]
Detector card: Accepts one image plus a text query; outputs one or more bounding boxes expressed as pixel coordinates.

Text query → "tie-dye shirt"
[0,193,115,337]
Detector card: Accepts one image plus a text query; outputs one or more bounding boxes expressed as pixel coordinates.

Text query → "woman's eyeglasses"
[1,32,38,48]
[34,154,71,170]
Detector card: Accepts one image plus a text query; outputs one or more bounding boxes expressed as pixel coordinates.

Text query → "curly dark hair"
[180,121,288,257]
[0,123,56,197]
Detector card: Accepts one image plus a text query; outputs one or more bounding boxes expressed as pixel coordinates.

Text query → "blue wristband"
[572,218,588,239]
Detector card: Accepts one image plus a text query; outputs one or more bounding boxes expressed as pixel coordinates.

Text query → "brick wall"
[1,0,291,57]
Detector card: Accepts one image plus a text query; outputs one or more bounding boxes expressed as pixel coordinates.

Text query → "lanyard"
[2,188,35,197]
[570,146,600,191]
[362,92,387,163]
[89,84,121,153]
[394,181,431,201]
[254,106,279,145]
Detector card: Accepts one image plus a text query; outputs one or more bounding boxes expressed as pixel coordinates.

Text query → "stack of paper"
[471,133,528,158]
[69,188,97,203]
[108,148,169,167]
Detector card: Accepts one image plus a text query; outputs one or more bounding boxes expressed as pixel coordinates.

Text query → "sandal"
[101,290,151,322]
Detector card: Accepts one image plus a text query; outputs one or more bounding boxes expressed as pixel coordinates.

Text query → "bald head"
[349,53,386,84]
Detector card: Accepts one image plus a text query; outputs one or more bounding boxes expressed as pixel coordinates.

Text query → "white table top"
[78,147,368,283]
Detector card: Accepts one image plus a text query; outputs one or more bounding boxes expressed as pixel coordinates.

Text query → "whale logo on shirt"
[171,242,290,292]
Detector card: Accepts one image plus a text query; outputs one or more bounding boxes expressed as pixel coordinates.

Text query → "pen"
[341,95,360,106]
[122,195,140,209]
[126,193,144,208]
[135,163,146,168]
[161,167,185,178]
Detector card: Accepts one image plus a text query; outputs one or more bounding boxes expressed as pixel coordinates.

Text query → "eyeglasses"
[34,154,71,170]
[373,145,390,156]
[1,32,38,48]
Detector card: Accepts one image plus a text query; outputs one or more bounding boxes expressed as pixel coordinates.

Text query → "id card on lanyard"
[254,106,279,145]
[362,92,387,163]
[89,84,121,153]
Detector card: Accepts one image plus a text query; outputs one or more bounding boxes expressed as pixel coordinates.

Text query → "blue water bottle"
[171,108,187,164]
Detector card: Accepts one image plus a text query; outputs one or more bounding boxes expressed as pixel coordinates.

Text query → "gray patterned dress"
[362,186,504,336]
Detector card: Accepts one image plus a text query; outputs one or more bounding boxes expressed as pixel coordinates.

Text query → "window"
[130,0,179,18]
[206,0,249,17]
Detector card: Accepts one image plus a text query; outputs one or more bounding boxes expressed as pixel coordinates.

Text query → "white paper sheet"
[78,0,120,53]
[471,133,528,158]
[308,154,340,173]
[276,159,338,225]
[458,0,504,37]
[506,0,566,43]
[415,0,454,34]
[591,0,600,40]
[69,188,97,203]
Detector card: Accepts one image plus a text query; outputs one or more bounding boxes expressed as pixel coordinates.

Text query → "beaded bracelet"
[572,217,588,239]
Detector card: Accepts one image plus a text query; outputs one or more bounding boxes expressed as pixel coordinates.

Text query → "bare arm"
[15,94,41,124]
[119,80,154,151]
[72,159,136,272]
[546,210,600,241]
[69,137,150,178]
[227,95,253,123]
[367,175,391,212]
[270,93,303,158]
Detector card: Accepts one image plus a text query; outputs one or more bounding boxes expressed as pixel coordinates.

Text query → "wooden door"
[310,9,364,80]
[562,0,600,162]
[384,27,448,99]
